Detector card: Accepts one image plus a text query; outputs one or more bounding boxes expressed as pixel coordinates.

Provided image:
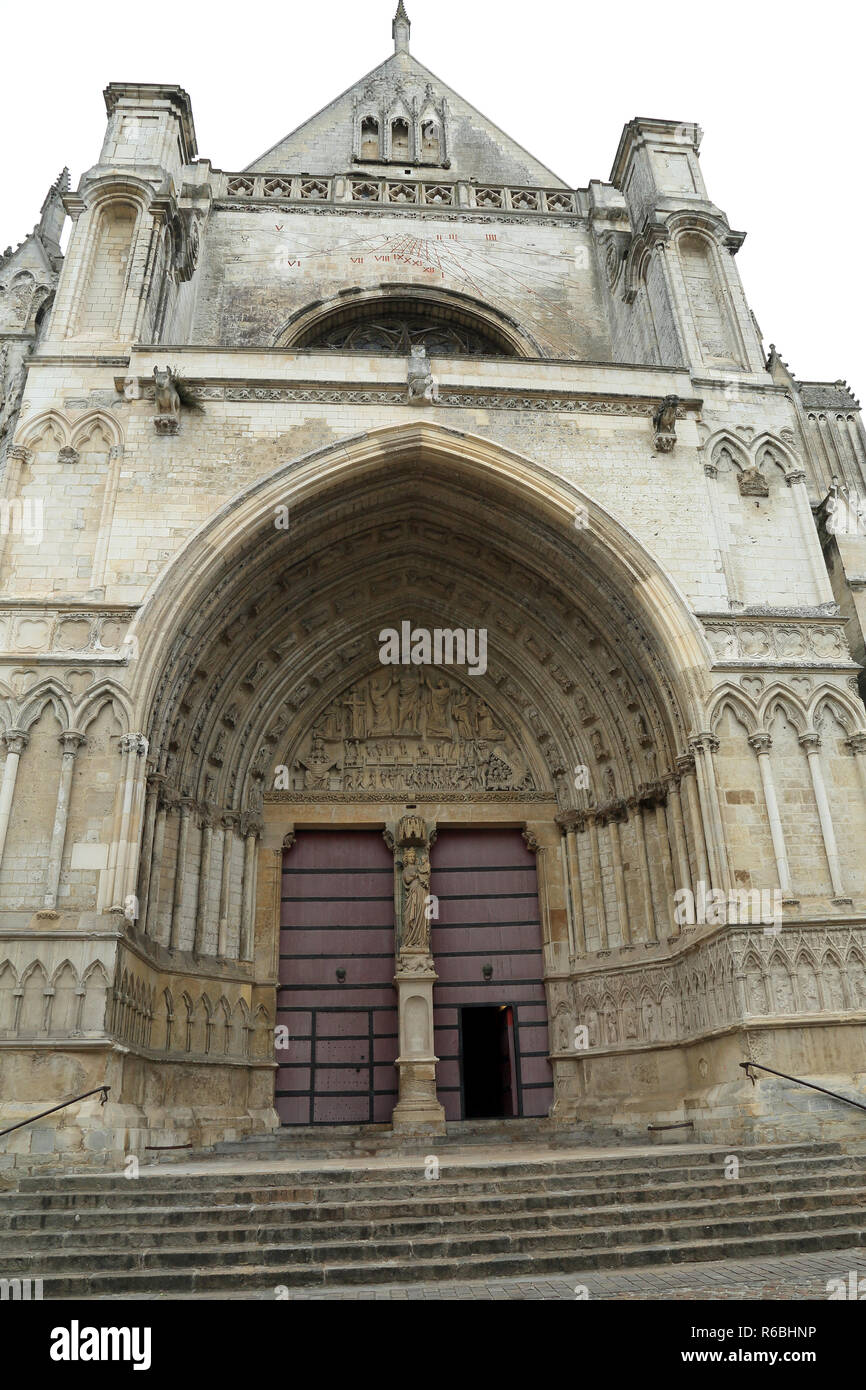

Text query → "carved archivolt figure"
[401,846,431,950]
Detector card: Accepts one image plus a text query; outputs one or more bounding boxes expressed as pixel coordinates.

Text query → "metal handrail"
[740,1061,866,1114]
[0,1085,110,1138]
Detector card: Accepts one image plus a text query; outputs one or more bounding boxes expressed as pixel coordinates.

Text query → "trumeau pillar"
[799,733,847,900]
[389,814,445,1135]
[41,731,86,914]
[748,733,793,897]
[0,730,28,873]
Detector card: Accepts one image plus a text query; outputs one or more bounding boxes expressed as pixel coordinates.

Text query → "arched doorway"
[126,423,710,1131]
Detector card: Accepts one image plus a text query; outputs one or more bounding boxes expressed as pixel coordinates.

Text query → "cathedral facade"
[2,5,866,1170]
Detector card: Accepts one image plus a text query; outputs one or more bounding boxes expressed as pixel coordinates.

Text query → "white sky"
[2,0,863,393]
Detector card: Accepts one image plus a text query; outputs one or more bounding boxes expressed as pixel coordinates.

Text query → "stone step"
[6,1182,865,1253]
[5,1203,866,1279]
[22,1223,866,1299]
[12,1140,850,1193]
[5,1153,859,1213]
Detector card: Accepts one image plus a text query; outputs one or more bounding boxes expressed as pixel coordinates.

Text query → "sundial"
[262,222,587,345]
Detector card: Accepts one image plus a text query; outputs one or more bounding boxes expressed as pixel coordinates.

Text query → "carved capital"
[2,729,29,756]
[396,814,430,848]
[6,444,31,463]
[799,731,821,754]
[748,732,772,755]
[282,830,297,851]
[59,730,86,756]
[785,469,807,486]
[58,446,80,466]
[675,753,696,777]
[121,732,148,757]
[846,733,866,757]
[522,826,540,854]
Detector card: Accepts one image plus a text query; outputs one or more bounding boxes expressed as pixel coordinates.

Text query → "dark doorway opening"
[461,1005,517,1119]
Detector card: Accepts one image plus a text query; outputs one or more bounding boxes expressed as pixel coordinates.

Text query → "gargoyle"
[652,394,680,452]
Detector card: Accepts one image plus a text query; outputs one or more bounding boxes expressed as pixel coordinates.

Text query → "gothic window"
[291,298,519,356]
[391,118,410,160]
[360,116,380,159]
[421,119,441,163]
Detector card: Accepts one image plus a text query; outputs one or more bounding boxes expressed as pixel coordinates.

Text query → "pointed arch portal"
[125,422,714,1125]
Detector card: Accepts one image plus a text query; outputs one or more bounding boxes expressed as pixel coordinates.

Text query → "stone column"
[799,732,846,899]
[606,809,631,945]
[652,794,677,938]
[748,733,792,896]
[786,468,836,604]
[587,812,608,949]
[169,797,194,949]
[0,447,30,568]
[239,815,261,962]
[111,732,148,913]
[556,814,586,956]
[629,796,658,942]
[136,772,164,933]
[0,730,28,872]
[217,814,236,959]
[665,771,692,903]
[690,734,731,892]
[193,807,216,956]
[678,753,709,890]
[390,814,445,1134]
[41,730,86,913]
[846,733,866,804]
[143,786,170,938]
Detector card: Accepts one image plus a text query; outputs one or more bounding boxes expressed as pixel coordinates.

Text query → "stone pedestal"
[391,950,446,1134]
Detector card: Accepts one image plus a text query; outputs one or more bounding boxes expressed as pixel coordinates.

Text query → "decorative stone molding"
[702,618,853,667]
[167,379,695,419]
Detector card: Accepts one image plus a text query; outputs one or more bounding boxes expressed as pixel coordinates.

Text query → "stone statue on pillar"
[390,813,445,1134]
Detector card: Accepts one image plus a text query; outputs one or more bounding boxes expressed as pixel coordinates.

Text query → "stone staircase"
[3,1137,866,1297]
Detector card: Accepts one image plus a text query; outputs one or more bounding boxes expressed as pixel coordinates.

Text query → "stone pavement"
[281,1246,866,1300]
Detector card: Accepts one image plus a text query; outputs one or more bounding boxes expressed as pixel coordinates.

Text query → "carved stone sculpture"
[406,344,439,405]
[153,366,181,434]
[652,394,679,452]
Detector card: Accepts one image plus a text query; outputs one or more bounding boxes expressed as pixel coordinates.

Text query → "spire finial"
[393,1,410,54]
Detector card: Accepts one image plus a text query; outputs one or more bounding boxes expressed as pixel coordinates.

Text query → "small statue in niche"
[406,344,439,405]
[401,846,432,951]
[153,365,181,435]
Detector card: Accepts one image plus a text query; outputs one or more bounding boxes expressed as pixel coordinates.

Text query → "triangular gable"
[244,50,568,189]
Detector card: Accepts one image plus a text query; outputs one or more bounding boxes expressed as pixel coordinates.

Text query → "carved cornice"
[127,376,697,419]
